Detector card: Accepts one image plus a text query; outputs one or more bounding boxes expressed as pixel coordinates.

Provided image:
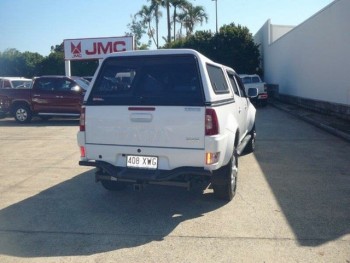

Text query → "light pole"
[212,0,218,33]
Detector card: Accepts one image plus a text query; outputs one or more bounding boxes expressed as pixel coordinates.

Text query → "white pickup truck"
[77,49,257,201]
[239,74,268,106]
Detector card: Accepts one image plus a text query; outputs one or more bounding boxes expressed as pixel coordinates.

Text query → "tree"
[170,0,190,41]
[148,0,163,48]
[0,49,44,77]
[166,23,261,74]
[164,0,171,43]
[136,4,161,48]
[126,15,151,49]
[131,0,208,47]
[180,3,208,36]
[38,51,65,75]
[22,51,44,77]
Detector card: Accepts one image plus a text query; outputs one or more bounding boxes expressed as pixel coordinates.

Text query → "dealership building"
[254,0,350,119]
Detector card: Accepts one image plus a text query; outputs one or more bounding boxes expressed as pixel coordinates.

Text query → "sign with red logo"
[64,36,134,60]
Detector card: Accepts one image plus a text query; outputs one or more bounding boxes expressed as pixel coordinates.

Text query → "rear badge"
[186,137,200,141]
[184,107,201,112]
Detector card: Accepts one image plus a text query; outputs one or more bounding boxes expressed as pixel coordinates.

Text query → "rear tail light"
[80,146,86,158]
[80,106,85,131]
[205,109,219,136]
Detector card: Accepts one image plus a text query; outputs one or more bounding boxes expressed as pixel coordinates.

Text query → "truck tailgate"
[85,106,205,149]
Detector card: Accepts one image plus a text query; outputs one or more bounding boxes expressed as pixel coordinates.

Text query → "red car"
[0,76,88,123]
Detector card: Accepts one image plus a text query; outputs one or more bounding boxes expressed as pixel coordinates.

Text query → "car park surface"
[0,106,349,262]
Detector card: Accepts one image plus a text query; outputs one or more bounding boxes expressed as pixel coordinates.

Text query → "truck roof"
[106,48,215,64]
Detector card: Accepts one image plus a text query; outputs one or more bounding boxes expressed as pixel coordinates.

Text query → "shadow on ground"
[254,106,350,246]
[0,170,224,257]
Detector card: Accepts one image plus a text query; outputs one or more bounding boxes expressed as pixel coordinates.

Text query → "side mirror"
[248,87,258,98]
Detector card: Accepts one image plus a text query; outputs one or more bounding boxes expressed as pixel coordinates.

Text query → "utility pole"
[212,0,218,33]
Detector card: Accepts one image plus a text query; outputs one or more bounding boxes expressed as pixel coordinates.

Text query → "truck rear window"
[87,54,204,106]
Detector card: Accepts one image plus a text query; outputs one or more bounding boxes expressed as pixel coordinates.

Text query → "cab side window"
[35,79,56,91]
[235,75,247,97]
[4,80,11,89]
[56,79,75,91]
[226,71,239,96]
[206,64,229,94]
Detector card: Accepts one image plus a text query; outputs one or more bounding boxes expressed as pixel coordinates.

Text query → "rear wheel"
[212,151,238,201]
[100,180,127,191]
[14,104,32,123]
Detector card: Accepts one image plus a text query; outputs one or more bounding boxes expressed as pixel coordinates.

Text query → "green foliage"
[71,60,99,76]
[0,49,44,78]
[166,23,260,74]
[126,16,151,49]
[0,22,259,77]
[0,43,98,78]
[38,52,65,75]
[132,0,207,47]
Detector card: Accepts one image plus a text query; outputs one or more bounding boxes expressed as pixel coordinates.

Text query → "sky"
[0,0,334,56]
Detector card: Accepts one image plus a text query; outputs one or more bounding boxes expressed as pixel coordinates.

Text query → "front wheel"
[245,124,256,154]
[212,151,238,201]
[14,105,32,123]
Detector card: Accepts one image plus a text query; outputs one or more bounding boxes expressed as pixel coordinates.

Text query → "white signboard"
[64,36,134,60]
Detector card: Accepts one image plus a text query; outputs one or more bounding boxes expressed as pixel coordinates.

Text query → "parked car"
[0,75,88,123]
[0,77,32,89]
[239,74,268,106]
[78,49,258,201]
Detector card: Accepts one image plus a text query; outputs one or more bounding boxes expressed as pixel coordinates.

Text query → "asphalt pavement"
[0,106,349,262]
[271,100,350,142]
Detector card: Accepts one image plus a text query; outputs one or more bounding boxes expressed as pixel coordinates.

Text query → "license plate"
[126,155,158,169]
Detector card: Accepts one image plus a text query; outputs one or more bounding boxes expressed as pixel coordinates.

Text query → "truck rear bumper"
[258,93,268,100]
[79,160,212,181]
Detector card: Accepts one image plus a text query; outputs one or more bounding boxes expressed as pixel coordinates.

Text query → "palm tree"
[180,3,208,36]
[164,0,171,43]
[170,0,189,41]
[148,0,163,48]
[135,5,158,48]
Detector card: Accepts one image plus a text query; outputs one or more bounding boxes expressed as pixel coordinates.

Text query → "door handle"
[33,94,40,97]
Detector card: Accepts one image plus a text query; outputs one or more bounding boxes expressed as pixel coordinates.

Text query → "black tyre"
[212,151,238,201]
[100,180,127,191]
[14,104,32,123]
[245,124,256,154]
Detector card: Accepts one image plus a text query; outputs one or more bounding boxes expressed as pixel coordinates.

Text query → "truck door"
[52,78,83,114]
[32,77,82,114]
[32,77,59,113]
[226,71,248,140]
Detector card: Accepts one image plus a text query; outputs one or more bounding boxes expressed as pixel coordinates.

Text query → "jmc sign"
[64,36,134,60]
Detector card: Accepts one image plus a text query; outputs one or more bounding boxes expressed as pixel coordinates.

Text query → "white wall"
[254,0,350,106]
[270,24,294,43]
